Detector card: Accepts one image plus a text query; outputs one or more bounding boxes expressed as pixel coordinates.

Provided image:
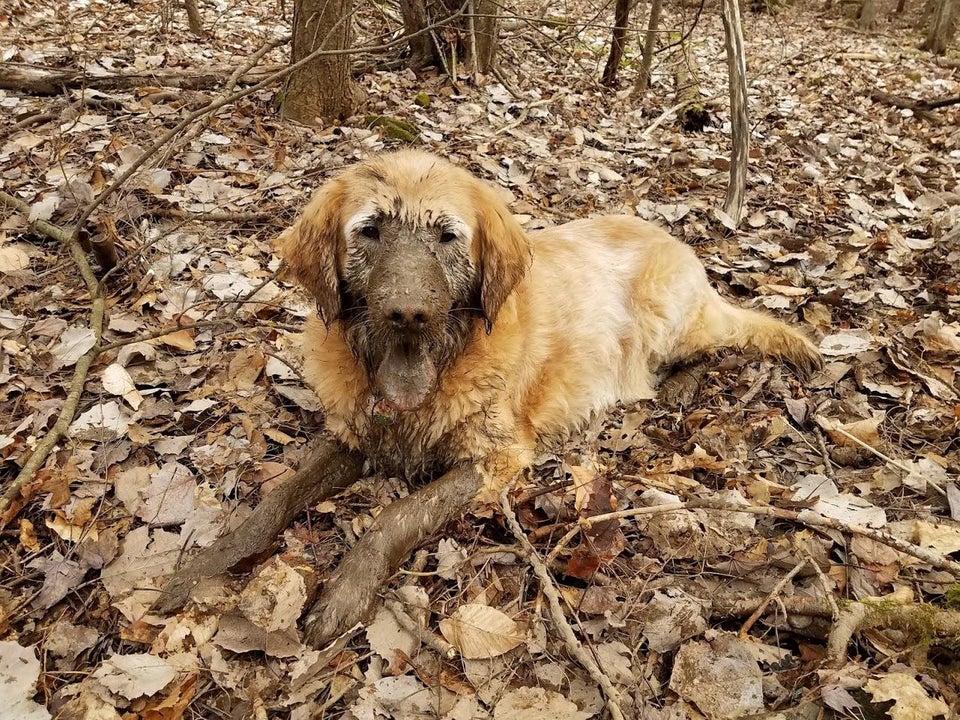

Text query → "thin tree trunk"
[399,0,435,68]
[921,0,955,53]
[184,0,204,36]
[283,0,356,123]
[471,0,501,73]
[602,0,633,86]
[721,0,749,225]
[858,0,878,27]
[674,36,709,130]
[634,0,663,94]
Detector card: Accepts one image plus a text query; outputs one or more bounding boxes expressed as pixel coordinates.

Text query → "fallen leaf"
[439,604,523,659]
[864,672,949,720]
[0,642,51,720]
[93,653,177,700]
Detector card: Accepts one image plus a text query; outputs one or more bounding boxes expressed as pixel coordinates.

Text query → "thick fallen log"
[0,62,282,95]
[152,436,363,613]
[303,463,482,647]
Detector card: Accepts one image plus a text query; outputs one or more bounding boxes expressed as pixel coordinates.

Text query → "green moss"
[363,115,420,143]
[413,92,431,108]
[944,584,960,609]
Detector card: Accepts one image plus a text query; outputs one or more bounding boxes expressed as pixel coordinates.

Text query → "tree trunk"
[470,0,501,73]
[858,0,878,27]
[184,0,204,36]
[721,0,749,225]
[399,0,435,68]
[921,0,956,53]
[673,38,710,131]
[283,0,356,123]
[634,0,663,94]
[602,0,633,86]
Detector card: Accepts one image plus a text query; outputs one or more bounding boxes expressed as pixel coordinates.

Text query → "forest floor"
[1,0,959,718]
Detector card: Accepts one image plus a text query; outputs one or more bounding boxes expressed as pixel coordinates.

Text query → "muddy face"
[339,214,479,412]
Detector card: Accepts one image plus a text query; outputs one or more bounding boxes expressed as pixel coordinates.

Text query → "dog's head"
[277,150,532,411]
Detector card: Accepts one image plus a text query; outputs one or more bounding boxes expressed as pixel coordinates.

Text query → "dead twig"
[0,190,104,528]
[564,498,960,578]
[501,484,626,720]
[738,557,809,637]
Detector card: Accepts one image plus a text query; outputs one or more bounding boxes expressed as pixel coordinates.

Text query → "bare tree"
[921,0,956,53]
[283,0,356,122]
[602,0,634,86]
[633,0,663,94]
[721,0,749,224]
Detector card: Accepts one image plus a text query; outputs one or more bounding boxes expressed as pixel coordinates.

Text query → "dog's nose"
[384,302,432,330]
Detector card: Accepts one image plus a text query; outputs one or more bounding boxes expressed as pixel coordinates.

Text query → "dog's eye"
[360,224,380,240]
[439,230,458,244]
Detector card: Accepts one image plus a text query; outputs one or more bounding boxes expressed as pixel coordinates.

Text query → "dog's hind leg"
[680,295,823,377]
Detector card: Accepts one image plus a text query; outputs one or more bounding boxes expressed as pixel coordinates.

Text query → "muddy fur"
[277,150,822,488]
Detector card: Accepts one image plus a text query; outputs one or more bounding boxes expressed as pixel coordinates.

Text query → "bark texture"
[184,0,205,36]
[634,0,663,94]
[721,0,749,225]
[921,0,956,54]
[399,0,435,68]
[602,0,633,86]
[284,0,356,123]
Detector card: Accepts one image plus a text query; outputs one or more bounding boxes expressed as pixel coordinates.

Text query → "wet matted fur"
[277,150,822,485]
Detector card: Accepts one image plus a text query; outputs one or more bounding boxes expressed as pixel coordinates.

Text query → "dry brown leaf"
[439,604,523,659]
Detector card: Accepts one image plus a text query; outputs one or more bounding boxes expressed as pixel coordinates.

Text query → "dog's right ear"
[276,179,347,325]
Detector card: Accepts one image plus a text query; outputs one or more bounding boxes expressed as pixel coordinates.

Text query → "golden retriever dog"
[278,150,821,489]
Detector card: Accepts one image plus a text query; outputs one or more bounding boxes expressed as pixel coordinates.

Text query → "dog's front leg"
[302,462,483,648]
[153,436,363,614]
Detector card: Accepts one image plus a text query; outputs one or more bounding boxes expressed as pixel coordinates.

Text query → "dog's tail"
[695,298,823,377]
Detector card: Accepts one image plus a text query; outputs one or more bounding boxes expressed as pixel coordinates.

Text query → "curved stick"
[303,463,481,647]
[153,437,363,613]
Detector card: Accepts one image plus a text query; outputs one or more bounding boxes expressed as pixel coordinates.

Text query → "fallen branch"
[871,90,960,112]
[551,497,960,579]
[0,62,283,95]
[0,191,104,528]
[153,436,363,613]
[303,463,482,647]
[501,484,626,720]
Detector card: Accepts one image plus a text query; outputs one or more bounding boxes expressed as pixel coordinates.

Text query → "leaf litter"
[0,0,958,717]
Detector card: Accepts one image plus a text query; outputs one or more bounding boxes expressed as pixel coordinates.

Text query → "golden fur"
[278,151,821,488]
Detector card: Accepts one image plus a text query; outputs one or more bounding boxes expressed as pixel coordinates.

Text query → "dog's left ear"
[276,179,347,325]
[475,186,532,330]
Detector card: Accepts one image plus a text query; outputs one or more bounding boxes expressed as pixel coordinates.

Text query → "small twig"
[149,208,274,223]
[813,427,835,479]
[386,599,458,660]
[500,485,626,720]
[828,425,946,496]
[576,498,960,578]
[806,553,840,621]
[738,557,808,637]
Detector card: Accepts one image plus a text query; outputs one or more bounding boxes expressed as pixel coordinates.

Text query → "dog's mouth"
[373,341,438,413]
